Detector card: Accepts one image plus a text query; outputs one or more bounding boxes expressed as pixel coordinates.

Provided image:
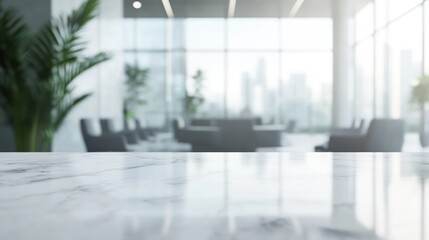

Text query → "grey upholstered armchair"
[316,119,404,152]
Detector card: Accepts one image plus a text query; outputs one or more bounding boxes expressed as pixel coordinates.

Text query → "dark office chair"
[135,119,156,137]
[316,119,404,152]
[123,118,149,141]
[100,118,140,144]
[80,119,127,152]
[330,119,366,136]
[172,118,188,143]
[218,119,256,152]
[129,119,145,140]
[285,120,297,133]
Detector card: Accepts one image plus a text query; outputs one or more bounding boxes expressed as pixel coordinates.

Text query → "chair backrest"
[173,118,185,129]
[364,119,404,152]
[351,118,357,128]
[172,118,186,141]
[356,119,365,129]
[100,118,116,134]
[80,119,98,151]
[286,120,297,133]
[80,119,127,152]
[356,119,366,133]
[218,119,256,152]
[80,119,97,138]
[135,119,146,130]
[253,117,263,125]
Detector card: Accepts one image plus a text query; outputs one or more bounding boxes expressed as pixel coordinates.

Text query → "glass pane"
[281,19,333,50]
[425,2,429,73]
[227,53,279,122]
[282,52,333,132]
[355,39,374,120]
[388,8,422,130]
[185,19,225,50]
[228,19,279,50]
[389,0,422,21]
[187,53,225,117]
[125,53,167,128]
[170,52,186,117]
[170,19,185,50]
[375,0,388,29]
[136,19,166,50]
[355,2,374,42]
[375,31,388,118]
[123,19,135,50]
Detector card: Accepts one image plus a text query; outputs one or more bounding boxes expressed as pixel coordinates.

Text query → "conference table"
[1,152,428,239]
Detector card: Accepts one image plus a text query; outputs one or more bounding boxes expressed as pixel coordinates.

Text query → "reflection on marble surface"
[0,153,428,240]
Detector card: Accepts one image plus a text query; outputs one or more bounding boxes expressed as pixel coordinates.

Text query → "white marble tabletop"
[0,153,428,240]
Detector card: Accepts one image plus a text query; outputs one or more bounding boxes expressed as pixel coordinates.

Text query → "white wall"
[52,0,124,152]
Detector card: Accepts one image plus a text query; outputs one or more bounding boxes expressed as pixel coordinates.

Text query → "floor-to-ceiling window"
[353,0,424,131]
[124,18,333,132]
[354,2,375,120]
[124,19,168,128]
[281,19,333,132]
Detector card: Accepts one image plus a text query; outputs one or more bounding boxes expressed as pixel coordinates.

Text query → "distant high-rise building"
[241,73,253,116]
[255,58,268,119]
[284,74,312,130]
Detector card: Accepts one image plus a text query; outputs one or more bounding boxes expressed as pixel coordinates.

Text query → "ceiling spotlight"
[161,0,174,18]
[228,0,237,18]
[133,0,142,9]
[289,0,304,17]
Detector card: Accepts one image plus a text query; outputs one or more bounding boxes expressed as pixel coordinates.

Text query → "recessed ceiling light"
[133,0,142,9]
[289,0,305,17]
[161,0,174,18]
[228,0,237,18]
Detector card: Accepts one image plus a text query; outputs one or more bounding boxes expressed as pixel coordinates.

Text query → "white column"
[98,0,125,122]
[332,0,353,128]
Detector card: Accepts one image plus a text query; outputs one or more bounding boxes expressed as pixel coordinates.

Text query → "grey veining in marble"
[1,153,429,240]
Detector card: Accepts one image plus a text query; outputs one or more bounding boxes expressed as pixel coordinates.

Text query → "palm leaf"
[0,0,111,151]
[0,4,27,80]
[0,3,28,127]
[25,0,101,82]
[54,53,111,89]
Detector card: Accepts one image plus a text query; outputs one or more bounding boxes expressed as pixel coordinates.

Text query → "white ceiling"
[124,0,372,18]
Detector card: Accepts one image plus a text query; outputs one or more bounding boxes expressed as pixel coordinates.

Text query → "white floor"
[130,133,428,152]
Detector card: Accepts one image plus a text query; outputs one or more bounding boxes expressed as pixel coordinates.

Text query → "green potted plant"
[0,0,111,152]
[411,75,429,147]
[184,70,205,117]
[123,63,150,120]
